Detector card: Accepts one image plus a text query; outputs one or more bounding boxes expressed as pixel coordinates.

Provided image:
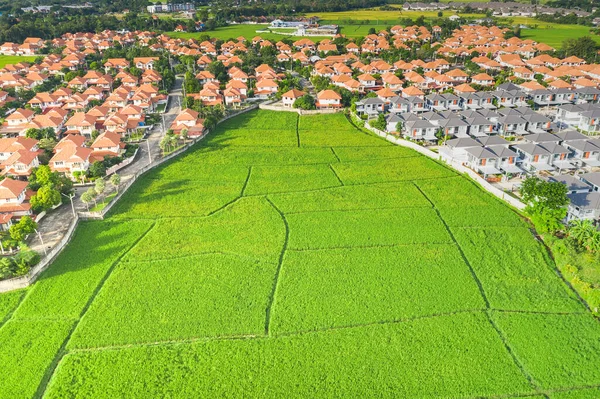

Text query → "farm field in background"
[0,110,599,398]
[164,6,600,48]
[0,55,37,68]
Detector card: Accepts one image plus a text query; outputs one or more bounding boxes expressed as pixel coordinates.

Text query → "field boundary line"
[285,205,433,215]
[33,222,157,399]
[295,113,300,147]
[485,310,544,394]
[66,309,488,354]
[474,382,600,399]
[273,308,486,337]
[529,228,592,315]
[492,309,588,316]
[287,242,454,252]
[206,197,242,217]
[328,164,345,186]
[413,182,490,306]
[67,332,266,354]
[0,289,27,330]
[414,181,543,394]
[120,250,276,266]
[264,198,289,336]
[330,147,341,162]
[240,166,252,197]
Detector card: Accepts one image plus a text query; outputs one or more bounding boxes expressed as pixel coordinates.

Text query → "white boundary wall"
[0,105,259,292]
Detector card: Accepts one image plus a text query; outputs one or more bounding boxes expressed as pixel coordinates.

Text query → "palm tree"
[569,219,595,246]
[586,231,600,254]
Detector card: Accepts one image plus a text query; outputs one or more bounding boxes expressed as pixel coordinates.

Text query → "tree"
[110,173,121,193]
[520,177,569,234]
[180,128,189,142]
[293,94,316,110]
[89,161,106,178]
[30,185,61,212]
[28,165,59,190]
[95,178,106,198]
[184,71,201,94]
[9,216,37,243]
[395,121,403,134]
[569,219,600,253]
[160,134,173,155]
[85,187,98,207]
[81,190,94,210]
[369,113,387,131]
[562,36,599,62]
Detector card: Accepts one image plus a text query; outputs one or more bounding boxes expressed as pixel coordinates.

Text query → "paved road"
[27,76,183,254]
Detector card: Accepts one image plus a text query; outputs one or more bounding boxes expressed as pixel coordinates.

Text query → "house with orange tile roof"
[0,178,32,217]
[90,132,125,162]
[49,135,92,179]
[65,112,98,138]
[282,89,306,108]
[316,90,342,109]
[169,109,205,137]
[134,57,159,70]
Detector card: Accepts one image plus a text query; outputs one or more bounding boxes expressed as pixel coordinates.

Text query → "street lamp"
[34,229,47,255]
[147,138,152,164]
[61,192,76,217]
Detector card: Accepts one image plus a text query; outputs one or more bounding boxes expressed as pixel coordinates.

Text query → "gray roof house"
[580,172,600,192]
[567,192,600,221]
[548,175,592,194]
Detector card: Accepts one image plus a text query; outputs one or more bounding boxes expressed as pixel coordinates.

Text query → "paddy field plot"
[0,110,599,398]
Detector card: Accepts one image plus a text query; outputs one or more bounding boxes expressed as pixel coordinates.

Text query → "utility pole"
[147,138,152,164]
[35,229,47,255]
[61,192,76,217]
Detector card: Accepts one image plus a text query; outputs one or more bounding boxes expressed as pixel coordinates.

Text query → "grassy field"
[310,8,599,47]
[172,8,600,47]
[0,110,599,398]
[0,55,37,68]
[520,24,600,49]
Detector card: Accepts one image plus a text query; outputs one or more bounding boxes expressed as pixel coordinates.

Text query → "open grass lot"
[520,24,600,49]
[0,55,37,68]
[0,110,599,398]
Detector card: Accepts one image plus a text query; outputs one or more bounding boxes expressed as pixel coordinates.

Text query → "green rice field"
[0,55,37,68]
[1,110,599,398]
[171,8,600,48]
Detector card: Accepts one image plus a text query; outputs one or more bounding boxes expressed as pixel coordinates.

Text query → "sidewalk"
[26,76,183,254]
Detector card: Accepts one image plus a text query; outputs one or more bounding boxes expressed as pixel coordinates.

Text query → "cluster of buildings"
[0,37,44,56]
[0,32,174,225]
[402,1,592,18]
[1,21,599,221]
[269,19,339,36]
[146,3,195,14]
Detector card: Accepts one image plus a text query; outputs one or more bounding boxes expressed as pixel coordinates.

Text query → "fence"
[79,104,260,220]
[0,215,80,293]
[355,114,526,211]
[0,105,260,291]
[105,148,139,176]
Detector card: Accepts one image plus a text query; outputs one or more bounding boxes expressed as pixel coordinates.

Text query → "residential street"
[26,76,183,255]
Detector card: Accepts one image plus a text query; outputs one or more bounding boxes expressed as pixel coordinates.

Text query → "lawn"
[0,55,37,68]
[0,110,599,398]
